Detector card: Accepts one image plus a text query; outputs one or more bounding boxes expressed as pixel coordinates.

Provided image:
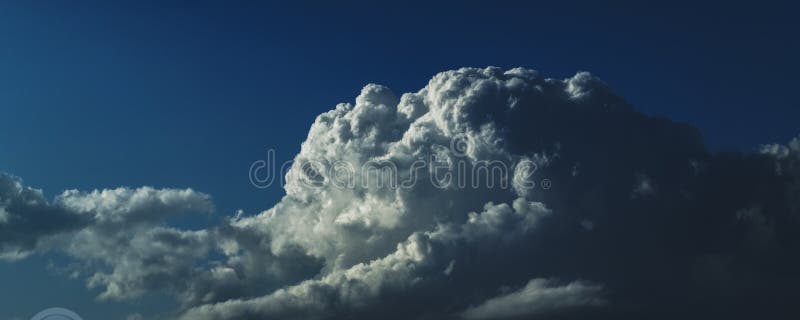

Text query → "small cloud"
[580,219,595,231]
[126,313,145,320]
[631,174,656,198]
[444,260,456,276]
[461,278,606,320]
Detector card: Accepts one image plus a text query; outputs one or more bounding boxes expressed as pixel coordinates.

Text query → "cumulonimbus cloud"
[2,67,799,319]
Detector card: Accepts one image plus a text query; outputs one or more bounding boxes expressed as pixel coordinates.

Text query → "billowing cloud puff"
[182,67,800,319]
[2,67,800,319]
[181,199,552,320]
[0,173,87,260]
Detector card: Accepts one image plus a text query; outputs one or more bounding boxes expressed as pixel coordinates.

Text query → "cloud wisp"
[461,279,606,320]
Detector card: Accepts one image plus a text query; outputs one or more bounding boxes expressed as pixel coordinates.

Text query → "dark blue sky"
[1,1,798,318]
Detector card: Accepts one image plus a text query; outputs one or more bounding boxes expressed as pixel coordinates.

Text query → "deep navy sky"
[0,1,798,318]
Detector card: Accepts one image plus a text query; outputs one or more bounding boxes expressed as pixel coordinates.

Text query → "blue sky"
[1,1,799,319]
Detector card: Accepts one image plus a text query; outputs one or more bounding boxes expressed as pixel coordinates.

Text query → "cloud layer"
[2,67,799,319]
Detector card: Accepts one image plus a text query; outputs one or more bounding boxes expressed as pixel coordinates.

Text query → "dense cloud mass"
[3,67,800,319]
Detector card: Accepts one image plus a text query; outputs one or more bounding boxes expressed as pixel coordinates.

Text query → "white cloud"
[175,67,799,319]
[180,197,551,320]
[3,67,800,319]
[0,173,215,300]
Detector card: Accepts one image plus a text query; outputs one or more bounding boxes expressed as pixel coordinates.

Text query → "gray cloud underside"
[460,278,606,320]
